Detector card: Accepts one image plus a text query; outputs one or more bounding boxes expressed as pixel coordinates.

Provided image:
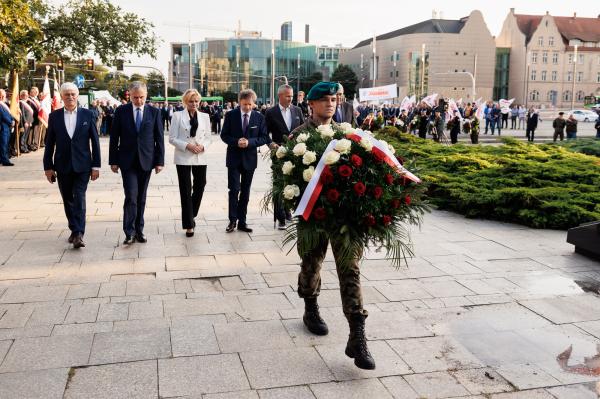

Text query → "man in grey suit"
[332,83,356,126]
[18,90,34,154]
[265,84,305,229]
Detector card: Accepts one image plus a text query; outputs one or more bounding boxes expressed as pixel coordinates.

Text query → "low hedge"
[378,130,600,229]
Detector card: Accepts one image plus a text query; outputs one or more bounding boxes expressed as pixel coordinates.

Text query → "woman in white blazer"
[169,89,212,237]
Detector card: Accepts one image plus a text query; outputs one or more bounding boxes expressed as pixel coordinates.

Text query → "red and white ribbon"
[293,139,337,221]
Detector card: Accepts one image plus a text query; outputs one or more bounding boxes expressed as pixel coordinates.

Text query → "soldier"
[291,81,376,370]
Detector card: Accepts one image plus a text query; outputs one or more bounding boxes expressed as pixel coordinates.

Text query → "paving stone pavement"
[0,136,599,398]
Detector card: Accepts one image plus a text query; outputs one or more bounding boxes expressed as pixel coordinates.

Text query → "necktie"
[135,108,142,132]
[242,113,248,133]
[335,106,342,123]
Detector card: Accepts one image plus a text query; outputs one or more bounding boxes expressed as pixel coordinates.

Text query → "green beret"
[306,81,338,100]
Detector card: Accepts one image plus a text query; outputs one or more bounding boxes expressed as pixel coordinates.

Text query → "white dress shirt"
[132,104,145,123]
[279,104,292,131]
[64,108,77,138]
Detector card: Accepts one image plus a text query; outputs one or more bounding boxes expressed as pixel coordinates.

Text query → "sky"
[49,0,596,75]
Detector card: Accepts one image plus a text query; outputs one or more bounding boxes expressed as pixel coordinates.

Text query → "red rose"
[321,167,334,185]
[313,207,327,220]
[353,182,366,196]
[373,186,383,199]
[326,188,340,203]
[385,174,394,185]
[364,214,376,227]
[338,165,353,178]
[350,154,363,168]
[373,150,386,163]
[391,199,401,209]
[404,195,411,205]
[382,215,392,226]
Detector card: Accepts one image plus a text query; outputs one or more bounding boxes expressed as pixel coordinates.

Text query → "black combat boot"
[303,297,329,335]
[345,313,376,370]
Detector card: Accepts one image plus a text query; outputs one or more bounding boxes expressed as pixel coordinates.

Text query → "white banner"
[359,84,398,102]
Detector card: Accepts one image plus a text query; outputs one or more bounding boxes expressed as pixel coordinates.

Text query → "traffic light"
[86,59,94,71]
[116,59,124,71]
[56,59,64,71]
[27,59,36,71]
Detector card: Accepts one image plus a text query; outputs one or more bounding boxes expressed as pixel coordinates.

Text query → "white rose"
[360,137,373,152]
[283,184,300,200]
[388,144,396,154]
[323,150,340,165]
[303,166,315,182]
[334,138,352,154]
[296,133,310,143]
[317,124,334,138]
[282,161,295,175]
[339,122,354,134]
[275,146,288,159]
[302,151,317,165]
[292,143,307,156]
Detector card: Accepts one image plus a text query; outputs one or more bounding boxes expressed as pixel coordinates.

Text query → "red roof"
[515,13,600,44]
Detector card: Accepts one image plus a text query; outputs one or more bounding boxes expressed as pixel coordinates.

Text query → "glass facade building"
[493,48,510,100]
[170,38,317,104]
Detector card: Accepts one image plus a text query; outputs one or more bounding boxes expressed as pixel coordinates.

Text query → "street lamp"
[297,53,300,99]
[420,44,426,100]
[393,50,397,100]
[571,44,578,110]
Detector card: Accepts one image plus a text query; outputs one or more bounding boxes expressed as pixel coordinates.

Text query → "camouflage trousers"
[297,237,367,318]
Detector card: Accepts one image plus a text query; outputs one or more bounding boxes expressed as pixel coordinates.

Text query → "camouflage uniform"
[292,118,367,319]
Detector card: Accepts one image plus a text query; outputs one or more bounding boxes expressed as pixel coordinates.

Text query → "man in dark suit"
[43,82,101,248]
[295,91,310,118]
[220,88,270,233]
[210,101,223,134]
[265,84,305,230]
[109,82,165,245]
[332,83,356,126]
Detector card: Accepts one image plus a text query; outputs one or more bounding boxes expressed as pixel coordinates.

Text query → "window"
[396,71,399,77]
[547,91,556,101]
[542,52,548,64]
[541,71,547,81]
[576,90,585,101]
[549,36,554,46]
[552,53,559,64]
[578,54,584,64]
[396,53,399,61]
[567,71,573,81]
[577,71,583,82]
[563,90,571,101]
[597,72,600,83]
[390,55,394,62]
[568,54,573,64]
[530,90,540,101]
[531,70,537,80]
[390,71,393,78]
[531,52,538,63]
[552,71,557,81]
[538,36,543,46]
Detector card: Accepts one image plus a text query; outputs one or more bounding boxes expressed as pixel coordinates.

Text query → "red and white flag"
[38,76,52,127]
[422,93,438,108]
[52,78,63,111]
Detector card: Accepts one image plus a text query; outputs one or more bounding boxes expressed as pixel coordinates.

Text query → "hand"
[155,165,163,174]
[45,169,56,184]
[238,138,248,148]
[269,142,279,150]
[90,170,100,181]
[110,165,119,173]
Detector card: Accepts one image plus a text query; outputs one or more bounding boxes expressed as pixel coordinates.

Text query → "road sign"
[74,75,85,88]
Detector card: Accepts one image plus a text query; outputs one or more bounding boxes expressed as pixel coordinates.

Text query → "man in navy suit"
[109,82,165,245]
[0,89,15,166]
[43,83,101,248]
[265,84,305,230]
[220,89,270,233]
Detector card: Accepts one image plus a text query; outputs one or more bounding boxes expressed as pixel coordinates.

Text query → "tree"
[146,71,165,97]
[1,0,158,74]
[331,64,359,100]
[300,71,323,94]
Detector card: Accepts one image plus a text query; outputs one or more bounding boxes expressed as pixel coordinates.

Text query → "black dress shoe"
[285,213,293,222]
[185,230,194,237]
[123,235,134,245]
[237,224,253,233]
[277,221,286,231]
[2,162,14,166]
[67,232,75,244]
[72,234,85,249]
[226,222,236,233]
[135,233,147,243]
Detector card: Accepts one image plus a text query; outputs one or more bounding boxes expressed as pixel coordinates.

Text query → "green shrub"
[381,133,600,229]
[556,138,600,157]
